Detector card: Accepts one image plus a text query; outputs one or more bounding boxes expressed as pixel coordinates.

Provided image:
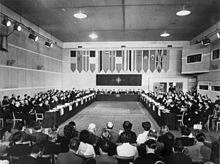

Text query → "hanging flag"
[125,50,129,71]
[122,50,125,71]
[162,50,169,72]
[89,51,96,72]
[132,50,136,71]
[116,50,122,72]
[110,51,115,72]
[102,50,110,73]
[70,50,77,72]
[136,50,142,73]
[156,50,163,73]
[150,50,156,72]
[82,51,89,72]
[128,50,132,71]
[143,50,149,72]
[77,51,83,72]
[98,51,102,72]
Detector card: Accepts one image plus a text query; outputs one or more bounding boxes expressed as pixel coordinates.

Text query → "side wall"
[0,5,63,98]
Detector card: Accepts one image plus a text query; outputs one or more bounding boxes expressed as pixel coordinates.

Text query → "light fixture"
[89,33,98,39]
[45,40,53,48]
[160,31,170,37]
[176,5,191,16]
[14,22,22,31]
[73,11,87,19]
[217,32,220,39]
[2,17,11,27]
[28,33,38,42]
[201,38,211,46]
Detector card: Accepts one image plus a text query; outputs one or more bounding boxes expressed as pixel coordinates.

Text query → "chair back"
[115,155,134,164]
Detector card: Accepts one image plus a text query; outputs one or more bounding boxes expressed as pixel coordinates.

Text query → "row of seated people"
[0,120,219,164]
[145,91,220,129]
[0,89,95,124]
[96,89,142,95]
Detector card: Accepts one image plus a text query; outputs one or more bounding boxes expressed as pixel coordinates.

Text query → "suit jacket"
[176,137,195,146]
[165,152,192,164]
[7,144,30,156]
[31,132,48,144]
[56,151,83,164]
[96,154,117,164]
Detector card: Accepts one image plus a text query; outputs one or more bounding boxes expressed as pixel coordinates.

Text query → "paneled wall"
[62,42,190,92]
[0,5,63,98]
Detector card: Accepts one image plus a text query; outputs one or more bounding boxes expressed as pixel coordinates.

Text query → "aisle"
[60,101,160,135]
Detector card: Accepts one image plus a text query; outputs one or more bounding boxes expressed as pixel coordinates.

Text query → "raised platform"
[96,94,139,101]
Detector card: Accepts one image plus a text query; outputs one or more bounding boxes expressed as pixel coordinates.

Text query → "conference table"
[140,93,179,130]
[96,93,139,101]
[42,93,96,128]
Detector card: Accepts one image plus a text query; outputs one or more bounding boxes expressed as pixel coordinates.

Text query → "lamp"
[176,5,191,16]
[201,38,211,46]
[14,22,22,31]
[28,33,38,41]
[89,33,98,39]
[2,17,11,27]
[217,32,220,39]
[160,31,170,37]
[74,11,87,19]
[45,40,53,48]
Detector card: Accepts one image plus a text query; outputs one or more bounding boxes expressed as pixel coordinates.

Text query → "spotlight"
[201,38,211,46]
[89,33,98,39]
[2,17,11,27]
[160,31,170,37]
[45,41,53,48]
[73,11,87,19]
[28,33,38,42]
[14,22,22,31]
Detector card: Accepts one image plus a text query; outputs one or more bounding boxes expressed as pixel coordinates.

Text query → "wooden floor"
[60,101,160,136]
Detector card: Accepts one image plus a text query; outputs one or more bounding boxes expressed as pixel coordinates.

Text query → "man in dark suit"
[119,121,137,144]
[56,138,84,164]
[165,140,192,164]
[176,126,194,146]
[31,122,48,144]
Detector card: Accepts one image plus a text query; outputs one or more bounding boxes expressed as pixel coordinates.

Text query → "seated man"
[56,138,84,164]
[176,126,195,146]
[119,121,137,144]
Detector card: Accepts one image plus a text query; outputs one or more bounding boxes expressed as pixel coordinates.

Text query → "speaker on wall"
[0,35,8,52]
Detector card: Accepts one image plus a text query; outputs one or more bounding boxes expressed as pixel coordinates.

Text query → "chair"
[216,120,220,132]
[12,112,22,128]
[35,110,44,122]
[115,155,134,164]
[177,111,185,127]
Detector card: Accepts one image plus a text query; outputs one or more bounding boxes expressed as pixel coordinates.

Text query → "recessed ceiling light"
[160,31,170,37]
[176,6,191,16]
[74,11,87,19]
[89,33,98,39]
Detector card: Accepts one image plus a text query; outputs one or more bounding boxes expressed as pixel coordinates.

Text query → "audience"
[119,121,137,144]
[137,121,152,144]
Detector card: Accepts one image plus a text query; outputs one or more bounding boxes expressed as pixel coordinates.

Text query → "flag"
[136,50,142,73]
[89,51,96,72]
[98,51,102,72]
[102,50,110,73]
[150,50,156,72]
[116,50,122,72]
[82,51,89,72]
[143,50,149,72]
[156,50,163,73]
[110,51,115,72]
[162,50,169,72]
[70,50,77,72]
[77,51,83,72]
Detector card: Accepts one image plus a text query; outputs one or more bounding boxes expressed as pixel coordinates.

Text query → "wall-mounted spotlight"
[14,22,22,31]
[45,40,53,48]
[2,17,11,27]
[201,38,211,46]
[28,33,38,42]
[217,32,220,39]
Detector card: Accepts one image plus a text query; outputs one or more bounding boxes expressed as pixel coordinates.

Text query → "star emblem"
[115,76,122,84]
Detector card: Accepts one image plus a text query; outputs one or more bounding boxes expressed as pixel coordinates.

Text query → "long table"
[42,93,96,128]
[96,94,139,101]
[140,94,179,130]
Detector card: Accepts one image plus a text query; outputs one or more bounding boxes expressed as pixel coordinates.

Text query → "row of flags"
[70,50,169,73]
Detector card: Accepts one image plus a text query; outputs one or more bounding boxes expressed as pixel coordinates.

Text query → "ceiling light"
[2,17,11,27]
[160,31,170,37]
[45,41,53,48]
[14,22,22,31]
[217,32,220,39]
[74,11,87,19]
[176,6,191,16]
[201,38,211,46]
[28,33,38,42]
[89,33,98,39]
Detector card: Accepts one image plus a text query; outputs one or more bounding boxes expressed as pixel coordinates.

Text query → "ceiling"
[1,0,220,42]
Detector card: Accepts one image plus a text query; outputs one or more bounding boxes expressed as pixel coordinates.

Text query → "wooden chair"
[12,112,22,128]
[35,110,44,122]
[177,111,185,127]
